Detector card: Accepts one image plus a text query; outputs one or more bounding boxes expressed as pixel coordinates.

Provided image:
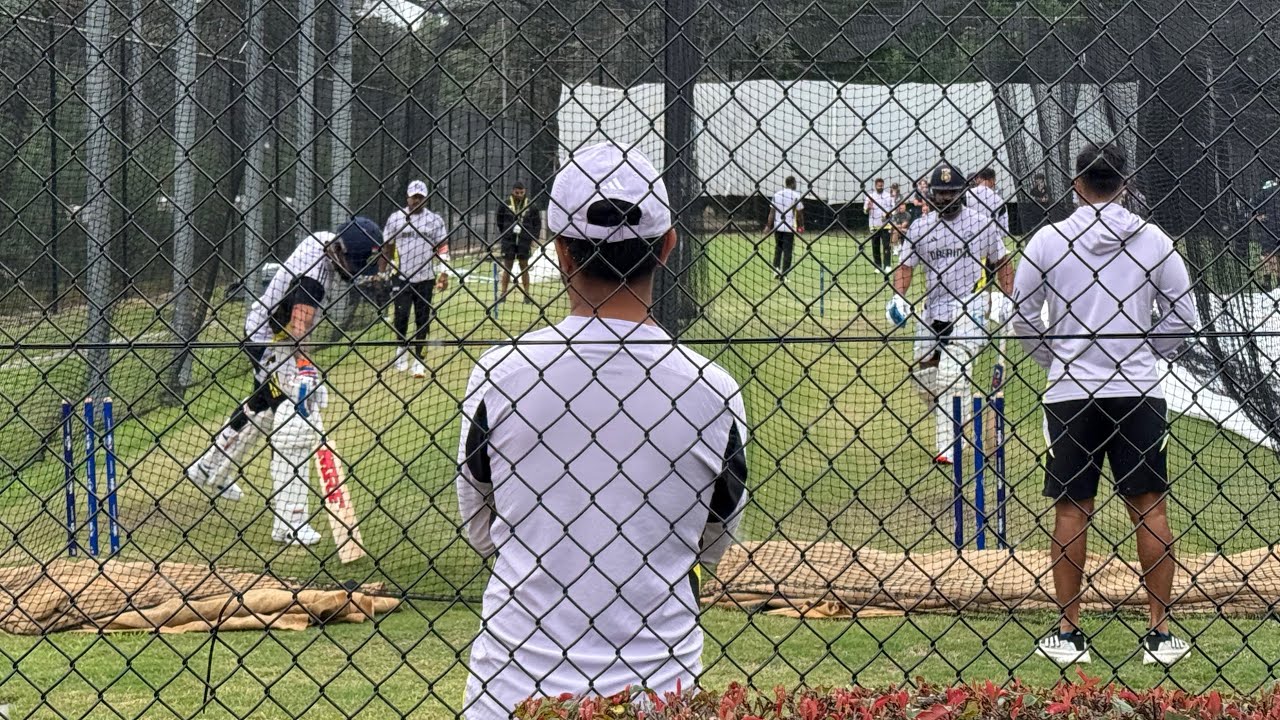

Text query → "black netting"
[2,0,1280,715]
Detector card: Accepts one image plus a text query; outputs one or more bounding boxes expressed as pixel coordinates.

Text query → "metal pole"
[47,13,60,313]
[973,396,985,551]
[295,0,317,234]
[658,0,699,335]
[169,0,201,391]
[81,0,118,401]
[243,0,269,304]
[330,0,354,225]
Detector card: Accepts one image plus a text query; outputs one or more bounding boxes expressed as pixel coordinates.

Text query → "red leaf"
[916,704,952,720]
[1047,701,1073,714]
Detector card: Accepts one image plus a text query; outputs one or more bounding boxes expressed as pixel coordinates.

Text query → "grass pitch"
[1,233,1278,714]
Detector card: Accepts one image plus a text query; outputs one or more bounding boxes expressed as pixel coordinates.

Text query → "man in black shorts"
[496,181,541,303]
[1012,143,1198,666]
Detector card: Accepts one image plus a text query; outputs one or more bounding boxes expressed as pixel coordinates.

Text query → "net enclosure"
[0,0,1279,711]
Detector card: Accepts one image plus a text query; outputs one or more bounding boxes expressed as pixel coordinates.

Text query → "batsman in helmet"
[886,162,1014,464]
[186,218,381,545]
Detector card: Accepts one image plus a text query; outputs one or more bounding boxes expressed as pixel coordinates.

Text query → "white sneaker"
[272,523,322,546]
[411,360,426,378]
[1036,630,1091,665]
[393,350,410,372]
[1142,631,1190,665]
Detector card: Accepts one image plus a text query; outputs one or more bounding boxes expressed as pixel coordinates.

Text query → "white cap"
[547,143,671,243]
[406,180,428,197]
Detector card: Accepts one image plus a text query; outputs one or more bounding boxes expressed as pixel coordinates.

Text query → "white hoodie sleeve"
[1011,236,1054,370]
[1151,242,1197,360]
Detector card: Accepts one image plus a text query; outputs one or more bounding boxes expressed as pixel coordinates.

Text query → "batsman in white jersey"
[186,218,381,545]
[887,162,1013,464]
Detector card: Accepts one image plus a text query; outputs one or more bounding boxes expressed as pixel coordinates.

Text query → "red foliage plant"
[514,674,1280,720]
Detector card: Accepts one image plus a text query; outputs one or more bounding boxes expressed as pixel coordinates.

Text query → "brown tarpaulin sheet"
[0,559,400,634]
[705,542,1280,618]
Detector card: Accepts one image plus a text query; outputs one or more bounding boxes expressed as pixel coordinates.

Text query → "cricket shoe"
[393,350,410,372]
[1142,631,1190,665]
[272,523,322,547]
[411,360,427,378]
[185,461,243,501]
[1035,630,1091,665]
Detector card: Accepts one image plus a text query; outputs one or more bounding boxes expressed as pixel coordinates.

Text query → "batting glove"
[295,363,321,418]
[989,293,1013,326]
[886,293,911,328]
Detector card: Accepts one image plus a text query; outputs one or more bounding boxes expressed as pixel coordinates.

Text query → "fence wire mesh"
[2,0,1280,716]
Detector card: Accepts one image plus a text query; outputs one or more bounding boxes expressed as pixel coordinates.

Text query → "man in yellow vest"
[496,182,542,304]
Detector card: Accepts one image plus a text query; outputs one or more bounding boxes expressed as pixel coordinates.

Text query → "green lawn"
[1,233,1278,712]
[0,603,1276,718]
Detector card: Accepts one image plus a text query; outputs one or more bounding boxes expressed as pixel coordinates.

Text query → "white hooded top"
[1011,203,1198,403]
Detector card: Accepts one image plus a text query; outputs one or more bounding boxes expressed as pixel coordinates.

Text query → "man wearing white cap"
[456,142,750,718]
[380,180,450,378]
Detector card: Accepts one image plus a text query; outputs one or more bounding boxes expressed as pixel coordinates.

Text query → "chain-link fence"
[2,0,1279,716]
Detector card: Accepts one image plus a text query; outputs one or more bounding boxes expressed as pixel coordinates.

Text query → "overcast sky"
[361,0,428,28]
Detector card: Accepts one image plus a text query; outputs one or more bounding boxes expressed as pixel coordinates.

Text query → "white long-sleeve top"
[382,207,449,283]
[455,316,749,719]
[1011,203,1198,403]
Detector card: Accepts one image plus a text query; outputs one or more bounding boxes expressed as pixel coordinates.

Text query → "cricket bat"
[987,337,1008,546]
[986,337,1007,455]
[313,441,367,563]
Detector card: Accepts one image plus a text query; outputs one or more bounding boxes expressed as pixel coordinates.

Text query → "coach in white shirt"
[864,177,893,273]
[456,142,750,719]
[764,176,805,279]
[380,180,450,378]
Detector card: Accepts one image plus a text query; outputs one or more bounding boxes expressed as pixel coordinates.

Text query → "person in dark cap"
[186,217,381,545]
[886,160,1012,466]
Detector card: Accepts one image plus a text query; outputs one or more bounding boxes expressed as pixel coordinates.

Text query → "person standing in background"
[495,181,541,305]
[381,180,451,378]
[1013,143,1195,667]
[864,177,893,273]
[968,167,1008,235]
[910,177,931,221]
[765,176,805,280]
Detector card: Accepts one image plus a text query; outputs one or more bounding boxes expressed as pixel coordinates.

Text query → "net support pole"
[45,8,60,313]
[329,0,354,226]
[656,0,700,336]
[326,0,358,341]
[80,0,117,402]
[168,0,201,393]
[243,0,268,304]
[295,0,317,235]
